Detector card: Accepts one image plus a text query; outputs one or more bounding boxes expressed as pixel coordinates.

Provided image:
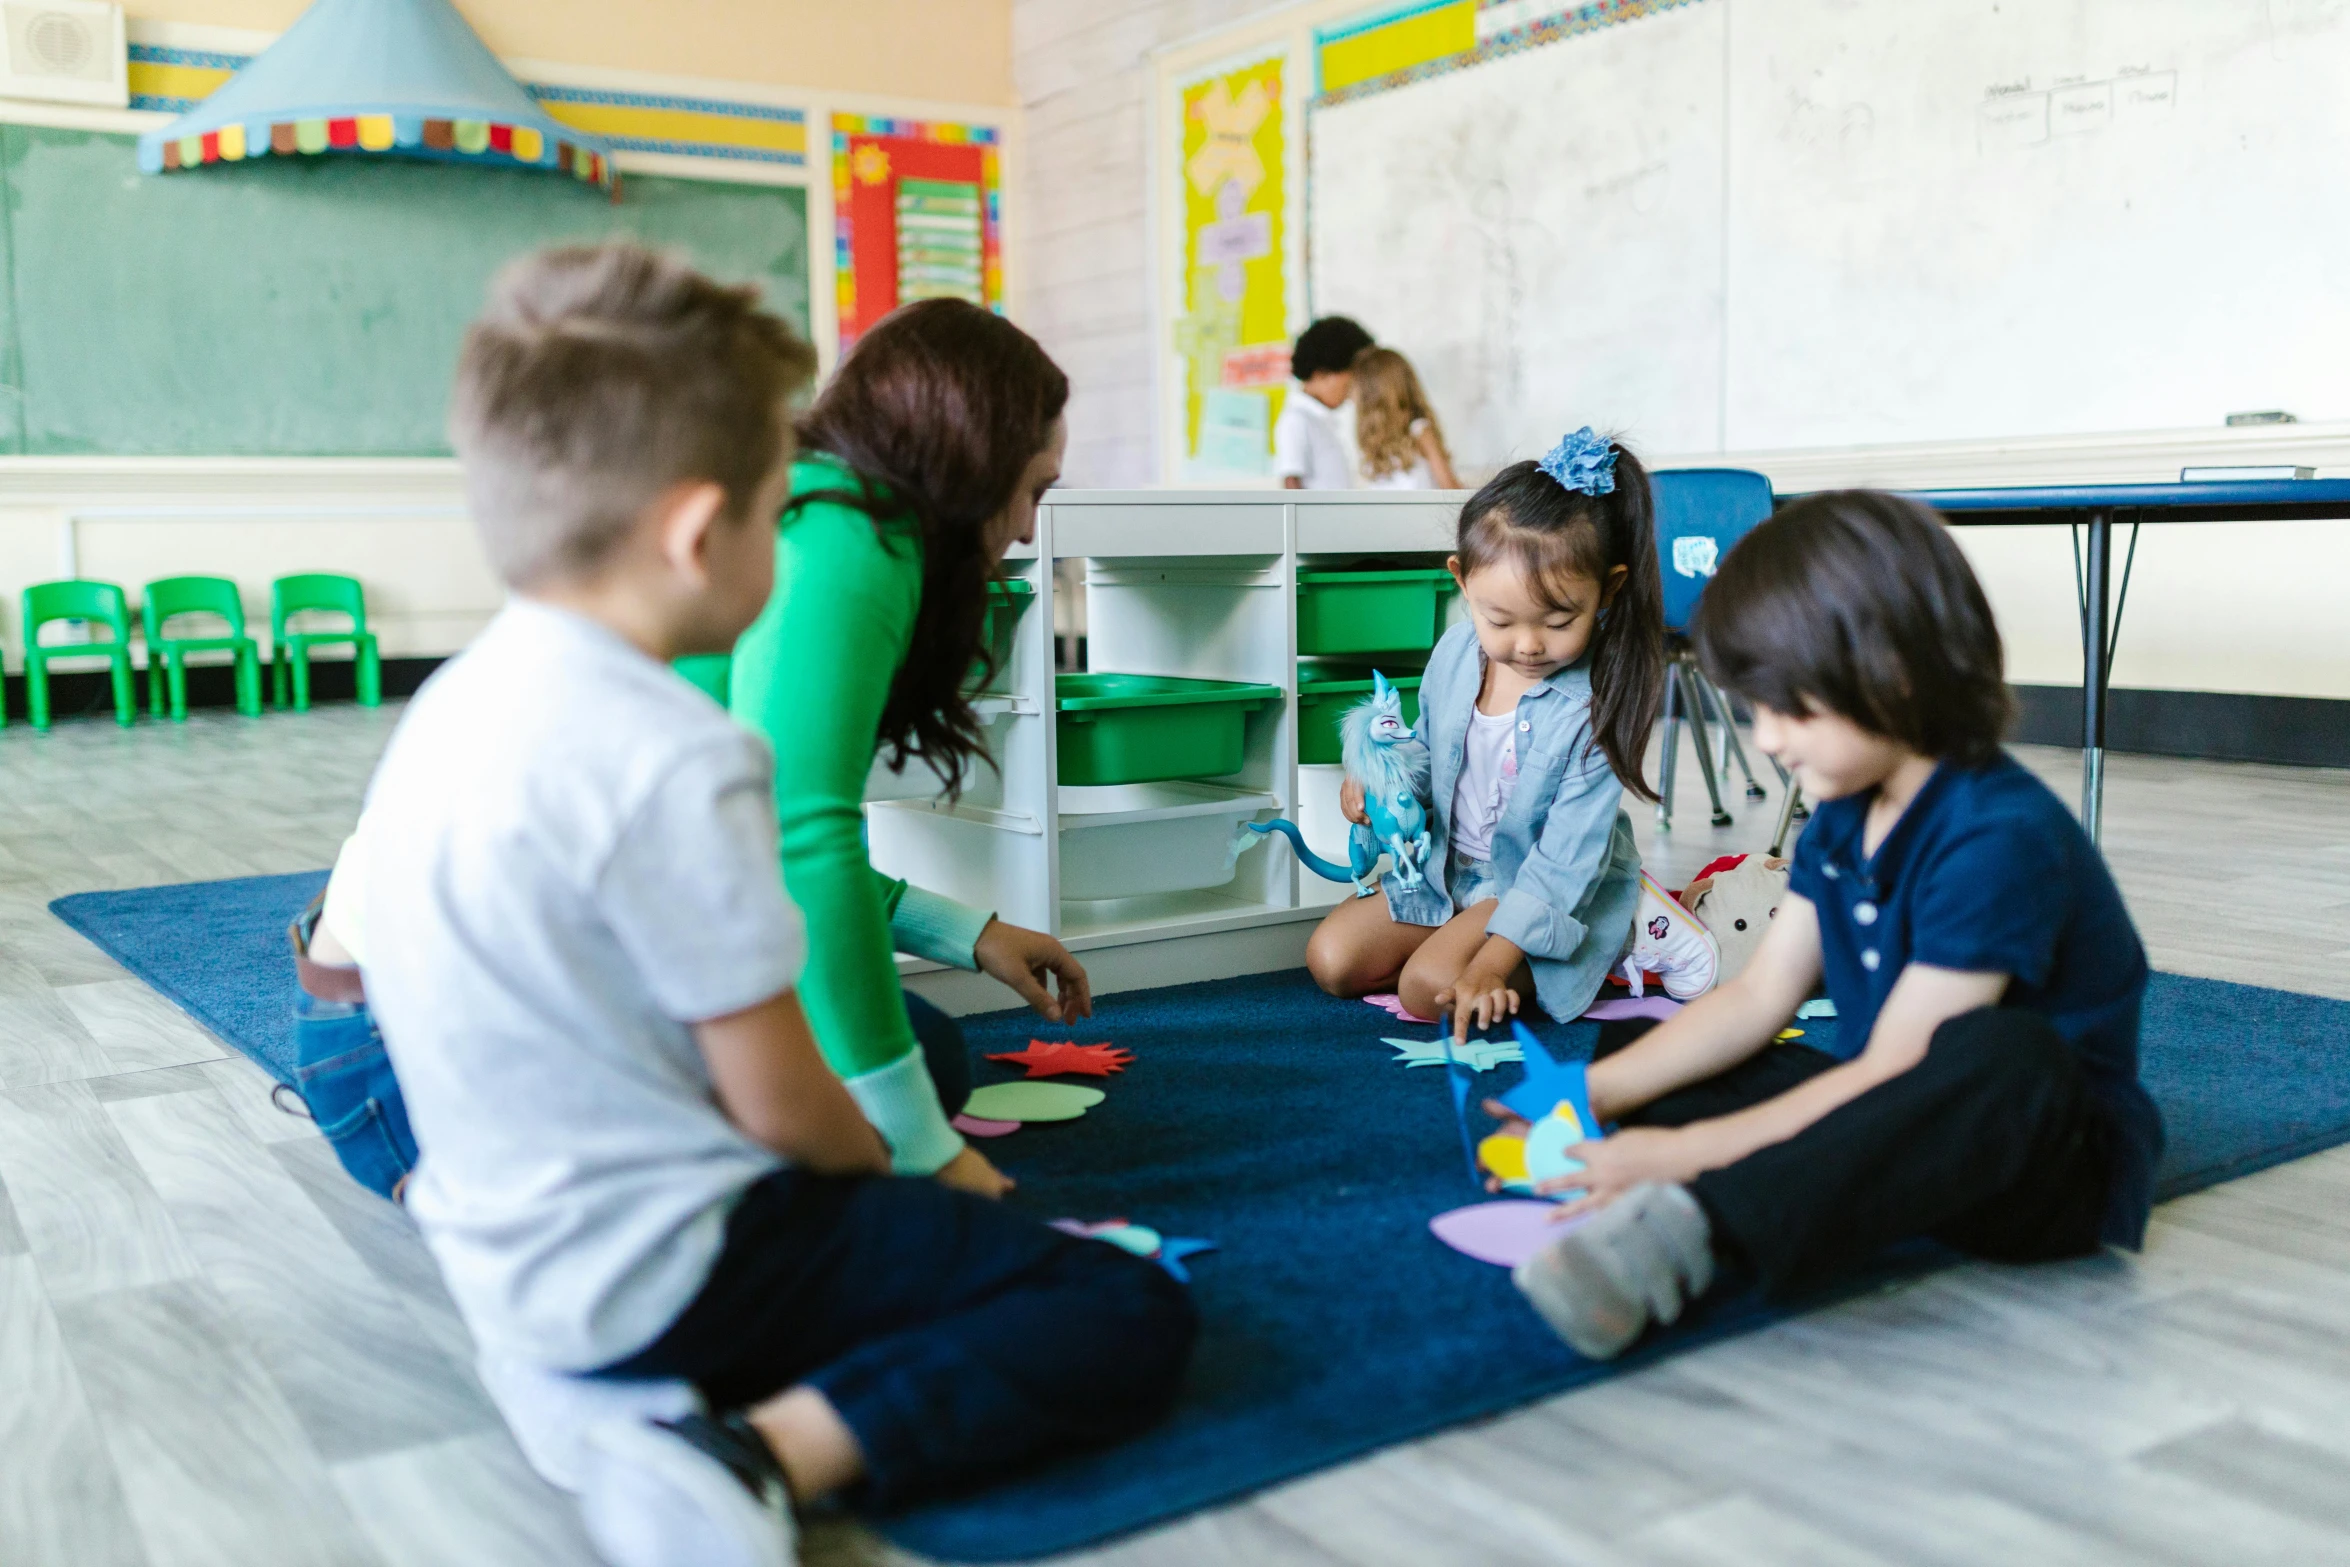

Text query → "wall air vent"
[0,1,127,108]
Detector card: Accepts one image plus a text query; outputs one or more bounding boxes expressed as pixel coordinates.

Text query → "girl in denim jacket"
[1307,429,1700,1040]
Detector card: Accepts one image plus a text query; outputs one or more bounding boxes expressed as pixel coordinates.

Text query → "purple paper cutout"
[1581,995,1685,1022]
[1363,993,1435,1023]
[952,1113,1020,1138]
[1429,1200,1589,1267]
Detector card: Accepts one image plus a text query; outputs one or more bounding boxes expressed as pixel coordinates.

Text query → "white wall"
[1010,0,1275,487]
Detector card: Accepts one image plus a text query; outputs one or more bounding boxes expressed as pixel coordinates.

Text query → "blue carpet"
[50,874,2350,1561]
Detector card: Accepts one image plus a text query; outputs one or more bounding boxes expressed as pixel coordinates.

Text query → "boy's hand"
[974,919,1094,1024]
[1542,1126,1700,1219]
[1435,965,1520,1041]
[935,1144,1015,1199]
[1340,778,1370,826]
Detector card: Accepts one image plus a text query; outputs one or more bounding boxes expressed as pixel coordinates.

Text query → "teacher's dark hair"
[793,299,1068,787]
[1692,489,2011,765]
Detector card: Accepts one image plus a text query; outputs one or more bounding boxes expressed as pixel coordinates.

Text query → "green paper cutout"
[962,1082,1107,1123]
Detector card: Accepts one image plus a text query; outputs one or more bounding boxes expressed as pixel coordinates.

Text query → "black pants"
[603,1170,1197,1508]
[904,990,971,1119]
[1597,1007,2115,1297]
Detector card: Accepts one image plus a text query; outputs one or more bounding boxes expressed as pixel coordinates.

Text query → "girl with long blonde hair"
[1351,346,1460,490]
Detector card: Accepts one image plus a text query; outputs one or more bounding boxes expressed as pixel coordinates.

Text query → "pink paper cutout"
[951,1113,1020,1138]
[1362,994,1435,1023]
[1581,995,1685,1022]
[1429,1200,1589,1267]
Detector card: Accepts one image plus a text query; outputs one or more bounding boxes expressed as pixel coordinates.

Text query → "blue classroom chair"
[1649,468,1801,840]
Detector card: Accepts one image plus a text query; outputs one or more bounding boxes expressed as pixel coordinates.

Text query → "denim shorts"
[1448,852,1502,909]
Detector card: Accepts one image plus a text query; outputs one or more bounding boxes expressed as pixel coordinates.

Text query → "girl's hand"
[934,1144,1016,1199]
[1542,1127,1700,1220]
[1340,777,1370,826]
[1435,965,1520,1042]
[974,919,1094,1023]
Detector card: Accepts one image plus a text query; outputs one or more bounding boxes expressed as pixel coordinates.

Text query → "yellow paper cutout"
[1184,76,1273,199]
[1477,1131,1529,1183]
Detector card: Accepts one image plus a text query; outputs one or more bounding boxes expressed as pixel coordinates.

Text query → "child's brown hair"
[450,243,817,588]
[1692,490,2012,765]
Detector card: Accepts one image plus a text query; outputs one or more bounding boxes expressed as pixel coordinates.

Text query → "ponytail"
[1455,434,1664,801]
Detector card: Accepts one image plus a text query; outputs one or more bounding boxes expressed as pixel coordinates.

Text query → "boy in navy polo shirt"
[1505,489,2159,1359]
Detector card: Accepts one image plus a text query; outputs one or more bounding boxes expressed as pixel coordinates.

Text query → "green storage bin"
[1056,672,1283,785]
[1296,567,1456,655]
[974,577,1036,691]
[1296,661,1422,765]
[673,653,731,705]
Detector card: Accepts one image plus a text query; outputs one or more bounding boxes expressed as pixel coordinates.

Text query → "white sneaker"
[1621,870,1720,1000]
[578,1413,797,1567]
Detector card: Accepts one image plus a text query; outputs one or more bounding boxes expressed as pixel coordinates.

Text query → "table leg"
[2080,508,2111,843]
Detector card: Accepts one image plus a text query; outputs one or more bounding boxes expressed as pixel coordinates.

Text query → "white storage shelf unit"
[870,490,1471,1005]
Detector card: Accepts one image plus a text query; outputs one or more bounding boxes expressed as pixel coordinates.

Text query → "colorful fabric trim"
[150,113,609,188]
[128,43,805,171]
[1311,0,1706,107]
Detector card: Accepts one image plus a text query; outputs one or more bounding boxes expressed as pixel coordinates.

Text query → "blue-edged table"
[1902,480,2350,842]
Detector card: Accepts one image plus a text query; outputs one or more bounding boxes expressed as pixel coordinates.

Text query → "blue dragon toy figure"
[1253,671,1433,896]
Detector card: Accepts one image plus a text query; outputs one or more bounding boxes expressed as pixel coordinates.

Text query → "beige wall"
[125,0,1016,103]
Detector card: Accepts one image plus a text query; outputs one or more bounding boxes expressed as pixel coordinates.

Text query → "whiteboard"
[1308,0,2350,459]
[1309,1,1727,471]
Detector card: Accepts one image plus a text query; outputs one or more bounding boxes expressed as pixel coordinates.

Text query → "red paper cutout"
[984,1040,1132,1079]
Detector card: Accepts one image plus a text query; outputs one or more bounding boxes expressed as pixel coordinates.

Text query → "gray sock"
[1512,1183,1717,1360]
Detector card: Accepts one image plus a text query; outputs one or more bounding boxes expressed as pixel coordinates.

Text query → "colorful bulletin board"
[832,114,1004,351]
[1176,55,1289,478]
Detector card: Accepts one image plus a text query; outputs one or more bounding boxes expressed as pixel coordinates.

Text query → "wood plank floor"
[0,703,2344,1567]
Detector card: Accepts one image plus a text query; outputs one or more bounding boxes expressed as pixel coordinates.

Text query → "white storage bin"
[1057,781,1277,901]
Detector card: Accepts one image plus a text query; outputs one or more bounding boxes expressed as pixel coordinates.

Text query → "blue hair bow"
[1537,427,1617,496]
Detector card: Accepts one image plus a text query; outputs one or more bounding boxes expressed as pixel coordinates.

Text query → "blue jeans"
[290,989,417,1201]
[600,1169,1197,1506]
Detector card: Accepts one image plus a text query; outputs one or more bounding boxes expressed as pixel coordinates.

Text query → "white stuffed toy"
[1680,854,1791,982]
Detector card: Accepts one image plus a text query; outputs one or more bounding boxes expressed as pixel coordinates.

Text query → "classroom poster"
[1176,55,1288,478]
[833,115,1004,352]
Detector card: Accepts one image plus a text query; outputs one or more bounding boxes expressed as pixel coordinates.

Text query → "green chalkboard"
[0,125,810,456]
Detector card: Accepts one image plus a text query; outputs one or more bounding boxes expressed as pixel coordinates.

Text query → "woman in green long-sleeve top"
[729,299,1089,1198]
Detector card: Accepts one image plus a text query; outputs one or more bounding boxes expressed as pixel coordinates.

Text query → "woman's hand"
[1435,964,1520,1041]
[1542,1126,1703,1220]
[1340,777,1370,826]
[934,1144,1016,1199]
[973,918,1094,1024]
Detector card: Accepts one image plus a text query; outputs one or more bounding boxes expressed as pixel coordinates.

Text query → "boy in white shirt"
[1272,315,1373,490]
[361,245,1195,1567]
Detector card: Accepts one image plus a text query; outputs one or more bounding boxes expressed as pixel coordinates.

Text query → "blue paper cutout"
[1439,1033,1483,1188]
[1495,1021,1597,1131]
[1157,1237,1218,1284]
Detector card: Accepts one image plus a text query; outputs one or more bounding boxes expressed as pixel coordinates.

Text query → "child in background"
[1306,429,1707,1039]
[1352,347,1460,490]
[361,245,1194,1567]
[1274,315,1373,490]
[1505,492,2158,1361]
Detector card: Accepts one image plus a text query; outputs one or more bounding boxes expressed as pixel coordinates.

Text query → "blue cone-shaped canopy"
[137,0,613,191]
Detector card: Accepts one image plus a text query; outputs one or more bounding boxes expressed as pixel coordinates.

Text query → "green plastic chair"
[23,580,136,729]
[271,574,380,710]
[142,576,262,721]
